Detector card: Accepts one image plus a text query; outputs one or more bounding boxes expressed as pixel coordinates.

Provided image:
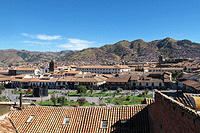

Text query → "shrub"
[50,94,57,106]
[89,88,93,94]
[116,88,121,94]
[99,103,106,106]
[126,96,130,101]
[144,89,149,95]
[103,87,108,92]
[77,98,87,106]
[77,85,87,95]
[25,88,33,95]
[115,100,120,105]
[138,93,143,97]
[57,96,67,106]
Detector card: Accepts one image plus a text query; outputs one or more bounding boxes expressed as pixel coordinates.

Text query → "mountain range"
[1,38,200,66]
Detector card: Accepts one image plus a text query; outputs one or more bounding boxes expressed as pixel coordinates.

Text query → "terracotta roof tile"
[14,68,36,71]
[0,118,15,133]
[78,65,130,69]
[9,105,149,133]
[182,80,200,90]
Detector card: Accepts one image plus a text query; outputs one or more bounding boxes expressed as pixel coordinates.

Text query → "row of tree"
[50,95,67,106]
[50,94,87,106]
[76,85,109,95]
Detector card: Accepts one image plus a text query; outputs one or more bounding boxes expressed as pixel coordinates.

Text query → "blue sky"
[0,0,200,52]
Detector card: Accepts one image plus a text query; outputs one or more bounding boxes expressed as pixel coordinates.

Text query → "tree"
[144,89,149,95]
[26,88,33,95]
[126,96,130,101]
[0,85,5,94]
[50,94,57,106]
[89,88,93,94]
[57,96,67,106]
[77,85,87,95]
[171,71,180,81]
[103,87,108,92]
[77,98,86,106]
[116,88,121,94]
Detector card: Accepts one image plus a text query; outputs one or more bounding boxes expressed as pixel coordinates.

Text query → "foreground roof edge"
[155,90,200,117]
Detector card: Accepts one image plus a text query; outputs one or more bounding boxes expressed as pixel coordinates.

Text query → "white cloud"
[36,34,62,40]
[21,33,34,38]
[22,40,54,45]
[21,33,62,40]
[58,38,94,50]
[21,33,95,50]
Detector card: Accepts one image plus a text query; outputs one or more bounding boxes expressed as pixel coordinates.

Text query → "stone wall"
[148,91,200,133]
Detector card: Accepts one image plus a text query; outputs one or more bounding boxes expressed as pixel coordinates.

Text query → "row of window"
[148,70,183,72]
[137,82,162,86]
[81,68,119,71]
[17,70,34,73]
[27,116,127,128]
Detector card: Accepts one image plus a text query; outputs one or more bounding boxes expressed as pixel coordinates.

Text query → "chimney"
[19,91,23,109]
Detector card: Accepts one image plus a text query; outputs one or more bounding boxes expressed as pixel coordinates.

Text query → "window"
[27,115,34,123]
[63,118,70,125]
[146,83,148,86]
[121,120,127,124]
[152,83,154,87]
[159,83,162,87]
[101,120,108,128]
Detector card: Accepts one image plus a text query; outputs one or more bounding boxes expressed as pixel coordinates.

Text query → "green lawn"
[90,92,117,97]
[37,100,93,106]
[13,90,21,94]
[48,91,56,94]
[105,95,152,105]
[0,96,9,102]
[68,92,81,96]
[68,91,118,97]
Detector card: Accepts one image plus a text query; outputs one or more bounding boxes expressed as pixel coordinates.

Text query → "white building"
[9,68,41,75]
[144,67,183,73]
[77,65,131,74]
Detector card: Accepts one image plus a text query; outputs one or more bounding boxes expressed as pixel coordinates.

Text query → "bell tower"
[49,60,54,72]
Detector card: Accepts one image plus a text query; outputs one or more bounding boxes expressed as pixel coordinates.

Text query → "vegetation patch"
[0,96,9,102]
[38,94,93,106]
[105,95,152,105]
[38,100,93,106]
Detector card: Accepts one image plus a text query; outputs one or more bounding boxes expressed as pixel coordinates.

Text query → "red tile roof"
[78,65,130,69]
[0,118,15,133]
[9,105,149,133]
[106,75,131,83]
[182,80,200,90]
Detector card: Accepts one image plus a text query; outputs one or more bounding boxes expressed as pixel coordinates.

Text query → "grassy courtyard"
[105,94,152,105]
[0,96,9,102]
[38,100,93,106]
[67,91,117,97]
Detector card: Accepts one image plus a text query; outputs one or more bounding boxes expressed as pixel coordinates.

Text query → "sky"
[0,0,200,52]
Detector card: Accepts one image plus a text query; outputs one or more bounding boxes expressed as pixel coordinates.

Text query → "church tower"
[158,55,163,64]
[49,60,54,72]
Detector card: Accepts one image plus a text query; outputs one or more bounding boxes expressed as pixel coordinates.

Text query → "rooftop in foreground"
[9,105,149,133]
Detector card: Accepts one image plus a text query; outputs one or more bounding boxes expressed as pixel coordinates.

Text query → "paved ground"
[1,88,157,105]
[1,89,19,102]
